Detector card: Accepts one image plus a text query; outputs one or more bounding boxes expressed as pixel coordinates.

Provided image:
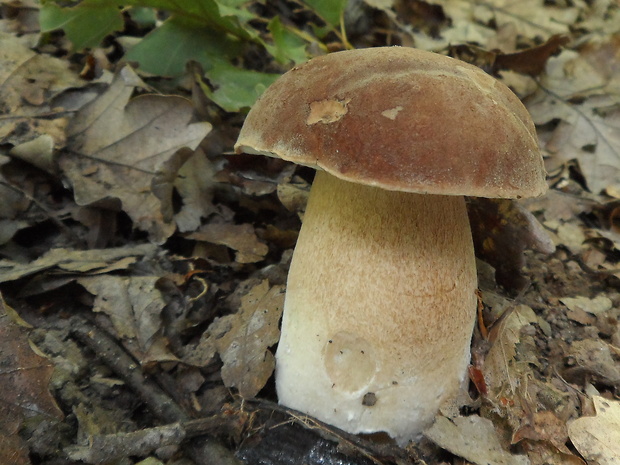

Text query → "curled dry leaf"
[483,305,539,396]
[0,243,158,283]
[59,66,212,243]
[568,396,620,465]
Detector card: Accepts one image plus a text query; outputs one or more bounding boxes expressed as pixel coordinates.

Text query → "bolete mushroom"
[234,46,546,444]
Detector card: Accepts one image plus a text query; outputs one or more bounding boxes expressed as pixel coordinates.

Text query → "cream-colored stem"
[275,170,478,444]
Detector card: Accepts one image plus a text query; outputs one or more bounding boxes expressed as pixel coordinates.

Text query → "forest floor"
[1,1,620,465]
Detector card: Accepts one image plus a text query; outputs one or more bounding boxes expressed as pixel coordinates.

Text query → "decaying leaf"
[216,281,284,398]
[78,275,176,364]
[568,396,620,465]
[188,222,269,263]
[195,280,284,398]
[521,440,585,465]
[559,295,613,315]
[152,147,216,232]
[527,36,620,194]
[483,305,539,396]
[59,66,212,243]
[565,339,620,387]
[0,31,84,149]
[0,243,158,283]
[424,415,530,465]
[511,410,570,453]
[0,295,63,465]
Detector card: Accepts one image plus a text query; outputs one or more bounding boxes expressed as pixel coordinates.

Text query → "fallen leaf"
[547,98,620,194]
[0,295,63,465]
[188,222,269,264]
[78,275,176,364]
[484,305,539,396]
[568,396,620,465]
[521,440,585,465]
[277,177,310,215]
[169,148,215,232]
[565,339,620,386]
[425,415,530,465]
[210,280,284,398]
[0,244,158,283]
[0,31,84,149]
[59,66,212,243]
[526,37,620,193]
[560,295,613,315]
[473,1,579,41]
[493,35,569,76]
[511,410,570,453]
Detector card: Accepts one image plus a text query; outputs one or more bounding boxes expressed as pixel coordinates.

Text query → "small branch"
[69,315,187,423]
[64,414,246,464]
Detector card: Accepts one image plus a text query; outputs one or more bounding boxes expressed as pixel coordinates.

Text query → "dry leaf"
[211,280,284,398]
[521,440,585,465]
[568,396,620,465]
[566,339,620,386]
[425,415,530,465]
[559,295,613,315]
[511,410,570,453]
[483,305,538,397]
[0,31,84,149]
[0,295,63,465]
[0,244,158,283]
[78,275,176,364]
[188,223,269,263]
[152,147,215,232]
[527,37,620,193]
[473,1,579,40]
[59,66,212,243]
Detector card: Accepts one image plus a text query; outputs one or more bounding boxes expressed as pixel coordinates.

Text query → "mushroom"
[234,46,546,444]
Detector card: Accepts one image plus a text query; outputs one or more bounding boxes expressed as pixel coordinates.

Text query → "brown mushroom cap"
[235,46,547,199]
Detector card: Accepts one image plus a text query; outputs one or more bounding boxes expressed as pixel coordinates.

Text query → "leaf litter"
[1,1,620,464]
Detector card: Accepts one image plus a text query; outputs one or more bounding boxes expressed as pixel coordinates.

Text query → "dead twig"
[69,315,187,423]
[64,413,246,464]
[242,399,425,465]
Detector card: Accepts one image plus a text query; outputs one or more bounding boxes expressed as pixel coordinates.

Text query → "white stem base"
[275,171,478,445]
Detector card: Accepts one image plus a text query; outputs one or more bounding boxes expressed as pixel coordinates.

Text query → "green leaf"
[302,0,347,29]
[267,16,308,65]
[124,17,242,76]
[201,62,280,112]
[123,0,257,41]
[128,7,157,27]
[39,1,123,49]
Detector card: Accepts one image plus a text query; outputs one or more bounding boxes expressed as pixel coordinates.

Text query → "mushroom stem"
[275,170,478,444]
